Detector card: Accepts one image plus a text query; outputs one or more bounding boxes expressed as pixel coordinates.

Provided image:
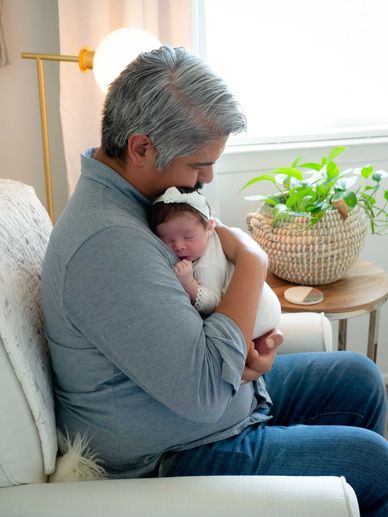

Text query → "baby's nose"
[173,240,185,251]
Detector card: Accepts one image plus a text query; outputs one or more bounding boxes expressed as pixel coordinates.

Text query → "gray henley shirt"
[41,148,271,478]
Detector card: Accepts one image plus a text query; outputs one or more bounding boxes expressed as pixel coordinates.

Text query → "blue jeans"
[162,352,388,517]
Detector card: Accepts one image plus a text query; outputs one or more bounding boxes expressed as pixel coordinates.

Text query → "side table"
[267,260,388,362]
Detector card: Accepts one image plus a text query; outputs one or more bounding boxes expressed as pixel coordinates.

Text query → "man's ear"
[127,134,152,166]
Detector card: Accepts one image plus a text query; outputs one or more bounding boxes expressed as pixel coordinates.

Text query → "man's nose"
[199,165,214,184]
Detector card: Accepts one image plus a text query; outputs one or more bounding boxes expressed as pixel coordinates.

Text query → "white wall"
[0,0,68,217]
[210,139,388,379]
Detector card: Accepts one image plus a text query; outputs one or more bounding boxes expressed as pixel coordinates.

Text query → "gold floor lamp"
[22,27,161,223]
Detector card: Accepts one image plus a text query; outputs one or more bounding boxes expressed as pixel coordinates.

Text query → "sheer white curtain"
[0,0,9,66]
[58,0,195,194]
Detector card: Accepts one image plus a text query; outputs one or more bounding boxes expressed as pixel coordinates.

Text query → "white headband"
[153,187,211,219]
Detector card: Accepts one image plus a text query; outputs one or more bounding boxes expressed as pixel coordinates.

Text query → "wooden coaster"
[284,286,324,305]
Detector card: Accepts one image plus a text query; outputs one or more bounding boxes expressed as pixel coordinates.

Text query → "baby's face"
[156,213,213,262]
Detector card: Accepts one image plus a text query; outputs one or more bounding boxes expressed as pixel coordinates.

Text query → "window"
[197,0,388,145]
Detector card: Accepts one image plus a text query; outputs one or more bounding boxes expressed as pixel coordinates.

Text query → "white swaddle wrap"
[193,232,281,338]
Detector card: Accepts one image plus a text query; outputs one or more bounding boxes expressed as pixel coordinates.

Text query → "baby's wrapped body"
[193,232,281,338]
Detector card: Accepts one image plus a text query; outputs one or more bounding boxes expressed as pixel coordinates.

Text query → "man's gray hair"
[101,45,247,169]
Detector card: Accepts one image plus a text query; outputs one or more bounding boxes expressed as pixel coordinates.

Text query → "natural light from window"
[199,0,388,145]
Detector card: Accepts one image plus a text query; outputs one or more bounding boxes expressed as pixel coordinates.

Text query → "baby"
[150,187,281,339]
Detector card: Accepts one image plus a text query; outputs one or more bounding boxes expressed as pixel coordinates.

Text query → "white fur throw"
[49,432,107,482]
[0,179,56,474]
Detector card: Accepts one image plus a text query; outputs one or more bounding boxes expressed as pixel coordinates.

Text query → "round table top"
[267,260,388,314]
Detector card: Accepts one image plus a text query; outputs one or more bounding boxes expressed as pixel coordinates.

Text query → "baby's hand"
[174,259,195,289]
[174,260,199,303]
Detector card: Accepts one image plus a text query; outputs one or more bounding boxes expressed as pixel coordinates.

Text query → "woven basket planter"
[247,204,368,285]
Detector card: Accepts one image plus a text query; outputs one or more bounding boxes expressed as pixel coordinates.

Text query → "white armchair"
[0,179,359,517]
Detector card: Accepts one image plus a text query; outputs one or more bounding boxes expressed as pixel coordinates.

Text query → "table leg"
[367,309,379,362]
[338,319,347,351]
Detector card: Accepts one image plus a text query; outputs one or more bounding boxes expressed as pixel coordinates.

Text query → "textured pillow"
[0,334,46,486]
[0,179,56,476]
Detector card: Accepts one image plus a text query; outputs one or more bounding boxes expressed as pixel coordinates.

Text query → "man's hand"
[242,329,283,383]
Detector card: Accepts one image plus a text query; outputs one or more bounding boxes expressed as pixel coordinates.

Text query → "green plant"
[241,146,388,234]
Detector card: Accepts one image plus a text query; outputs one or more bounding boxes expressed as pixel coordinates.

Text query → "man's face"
[151,137,228,197]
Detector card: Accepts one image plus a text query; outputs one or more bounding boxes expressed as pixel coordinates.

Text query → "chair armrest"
[278,312,333,353]
[0,476,359,517]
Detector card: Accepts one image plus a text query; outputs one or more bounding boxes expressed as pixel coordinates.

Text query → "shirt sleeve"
[63,226,247,424]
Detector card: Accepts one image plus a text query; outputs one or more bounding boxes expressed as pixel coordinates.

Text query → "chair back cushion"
[0,180,55,485]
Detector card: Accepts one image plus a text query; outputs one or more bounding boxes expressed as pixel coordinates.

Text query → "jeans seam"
[299,411,364,425]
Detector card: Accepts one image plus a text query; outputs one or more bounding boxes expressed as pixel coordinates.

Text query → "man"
[42,46,388,515]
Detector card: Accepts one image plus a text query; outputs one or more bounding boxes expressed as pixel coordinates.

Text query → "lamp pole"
[21,51,94,222]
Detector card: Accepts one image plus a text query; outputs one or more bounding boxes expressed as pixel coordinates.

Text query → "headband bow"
[153,187,211,219]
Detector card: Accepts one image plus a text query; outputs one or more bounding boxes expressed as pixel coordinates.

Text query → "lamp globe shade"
[93,27,161,93]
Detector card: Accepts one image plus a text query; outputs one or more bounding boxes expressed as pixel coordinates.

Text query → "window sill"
[224,134,388,155]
